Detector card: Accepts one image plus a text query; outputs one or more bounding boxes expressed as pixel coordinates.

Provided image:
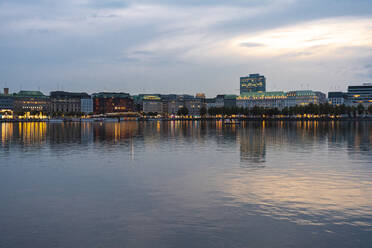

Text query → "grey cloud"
[240,42,265,48]
[1,0,372,95]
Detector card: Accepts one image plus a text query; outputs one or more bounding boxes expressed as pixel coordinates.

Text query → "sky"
[0,0,372,97]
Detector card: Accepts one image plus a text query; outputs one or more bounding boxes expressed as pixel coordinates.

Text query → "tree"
[368,105,372,115]
[357,104,365,115]
[200,106,207,117]
[177,106,189,116]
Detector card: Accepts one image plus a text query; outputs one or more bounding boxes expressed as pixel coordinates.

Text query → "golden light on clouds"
[233,18,372,57]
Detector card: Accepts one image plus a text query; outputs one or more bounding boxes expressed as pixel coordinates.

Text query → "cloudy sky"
[1,0,372,96]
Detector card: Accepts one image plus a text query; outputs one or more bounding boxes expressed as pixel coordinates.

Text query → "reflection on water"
[1,121,372,247]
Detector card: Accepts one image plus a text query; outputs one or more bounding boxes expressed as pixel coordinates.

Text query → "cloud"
[1,0,372,95]
[240,42,265,48]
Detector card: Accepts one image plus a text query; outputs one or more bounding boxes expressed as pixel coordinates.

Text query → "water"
[0,121,372,248]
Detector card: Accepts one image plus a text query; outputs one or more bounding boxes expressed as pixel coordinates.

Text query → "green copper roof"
[14,91,48,99]
[92,92,131,98]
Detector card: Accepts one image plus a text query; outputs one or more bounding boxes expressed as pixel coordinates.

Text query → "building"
[13,90,50,114]
[81,98,93,114]
[184,98,203,116]
[240,74,266,94]
[328,92,347,105]
[224,95,237,108]
[50,91,91,114]
[92,92,134,114]
[0,88,14,119]
[237,92,287,109]
[196,93,206,99]
[0,88,14,111]
[142,95,163,114]
[286,90,320,106]
[237,90,326,109]
[346,83,372,106]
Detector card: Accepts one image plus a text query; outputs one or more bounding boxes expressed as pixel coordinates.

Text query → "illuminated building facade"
[286,90,323,106]
[50,91,91,114]
[184,98,203,116]
[92,92,134,114]
[237,92,287,109]
[13,91,50,114]
[346,84,372,106]
[237,90,326,109]
[240,74,266,94]
[142,95,163,114]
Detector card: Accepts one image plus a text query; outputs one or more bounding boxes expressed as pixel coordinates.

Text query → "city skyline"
[1,0,372,97]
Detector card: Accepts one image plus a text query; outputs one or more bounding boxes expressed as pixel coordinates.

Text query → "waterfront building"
[285,90,320,106]
[346,83,372,106]
[237,92,287,109]
[0,88,14,111]
[237,90,326,109]
[13,90,50,114]
[224,95,237,108]
[205,98,217,110]
[142,95,163,114]
[205,95,237,109]
[92,92,134,114]
[50,91,91,114]
[328,92,347,106]
[81,98,93,114]
[0,88,14,119]
[240,74,266,94]
[315,91,327,104]
[184,98,203,116]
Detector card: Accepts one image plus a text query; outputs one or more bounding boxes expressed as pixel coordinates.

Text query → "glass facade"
[240,74,266,94]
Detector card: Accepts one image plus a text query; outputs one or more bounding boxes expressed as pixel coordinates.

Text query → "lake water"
[1,121,372,248]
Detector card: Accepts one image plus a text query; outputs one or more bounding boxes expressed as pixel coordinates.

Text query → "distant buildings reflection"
[0,121,371,163]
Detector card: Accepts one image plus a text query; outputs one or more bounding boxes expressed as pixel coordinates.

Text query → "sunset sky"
[1,0,371,96]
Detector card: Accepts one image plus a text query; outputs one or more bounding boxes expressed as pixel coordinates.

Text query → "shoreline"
[1,117,372,122]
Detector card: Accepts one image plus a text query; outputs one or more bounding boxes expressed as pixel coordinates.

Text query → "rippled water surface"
[1,121,372,248]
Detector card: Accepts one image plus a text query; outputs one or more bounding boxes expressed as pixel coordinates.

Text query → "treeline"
[208,103,372,117]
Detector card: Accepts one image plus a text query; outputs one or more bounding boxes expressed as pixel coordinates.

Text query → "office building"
[0,88,14,111]
[142,95,163,114]
[237,90,326,109]
[81,98,93,114]
[328,92,347,105]
[92,92,134,114]
[240,74,266,94]
[237,92,287,109]
[346,83,372,106]
[50,91,91,114]
[13,91,50,114]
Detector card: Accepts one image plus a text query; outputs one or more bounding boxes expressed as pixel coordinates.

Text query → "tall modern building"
[346,83,372,106]
[240,74,266,94]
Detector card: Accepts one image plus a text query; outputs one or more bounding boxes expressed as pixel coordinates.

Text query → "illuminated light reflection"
[224,171,372,228]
